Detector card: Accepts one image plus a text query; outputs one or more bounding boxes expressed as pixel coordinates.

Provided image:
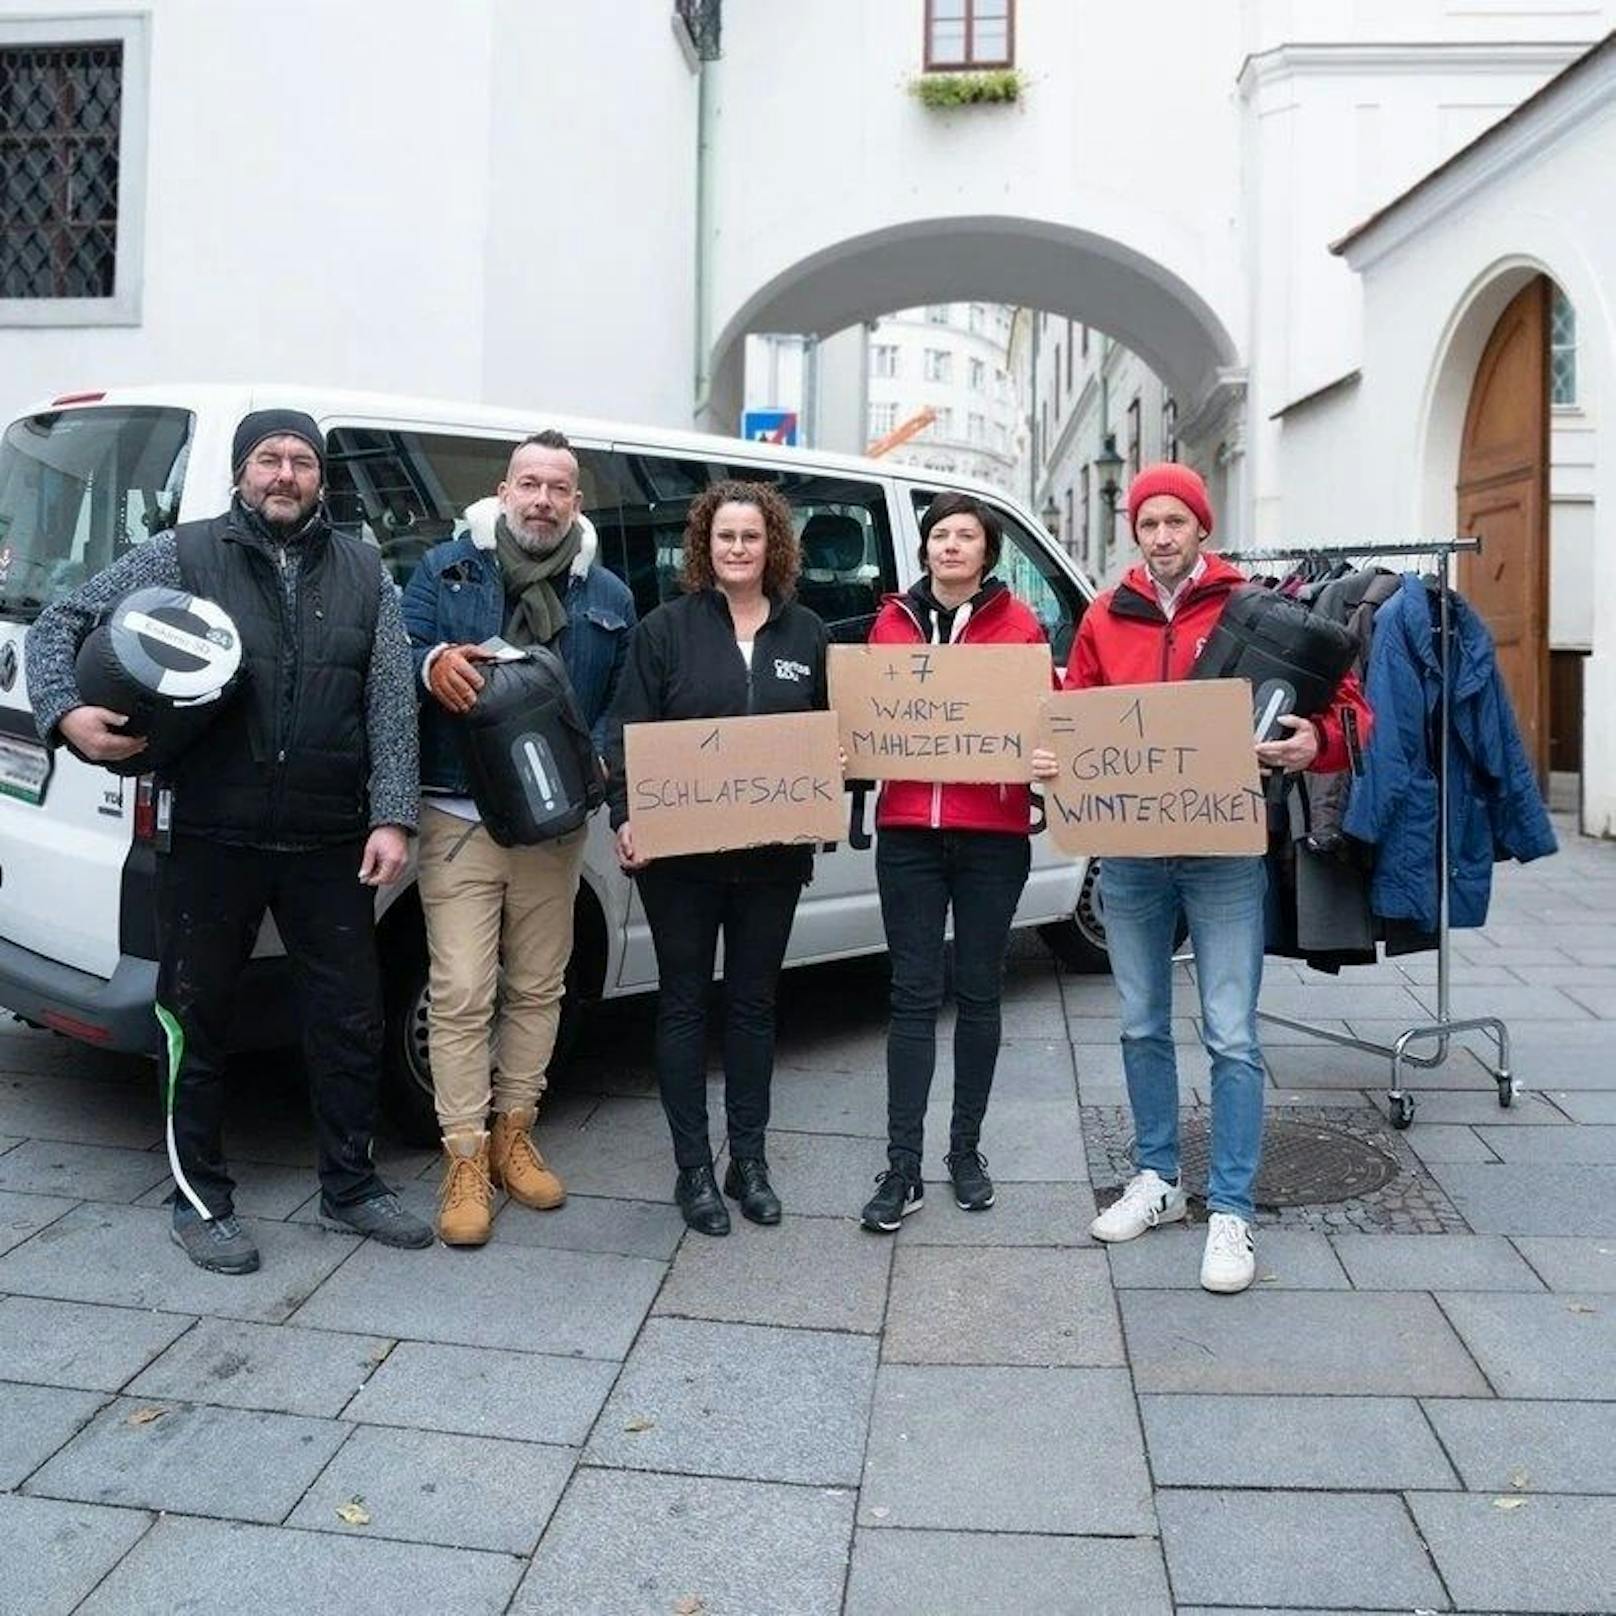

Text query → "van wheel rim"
[406,984,433,1094]
[1075,862,1107,951]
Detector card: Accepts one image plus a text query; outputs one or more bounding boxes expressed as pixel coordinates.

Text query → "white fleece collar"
[463,495,596,580]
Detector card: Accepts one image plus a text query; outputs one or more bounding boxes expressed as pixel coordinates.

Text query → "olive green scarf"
[495,514,582,647]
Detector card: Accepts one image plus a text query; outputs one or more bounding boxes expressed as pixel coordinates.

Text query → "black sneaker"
[945,1149,995,1211]
[319,1192,434,1249]
[860,1161,924,1233]
[170,1205,260,1275]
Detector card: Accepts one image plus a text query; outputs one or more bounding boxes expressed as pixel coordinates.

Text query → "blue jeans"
[1100,855,1267,1219]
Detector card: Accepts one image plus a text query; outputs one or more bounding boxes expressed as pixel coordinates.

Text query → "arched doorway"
[1456,275,1551,782]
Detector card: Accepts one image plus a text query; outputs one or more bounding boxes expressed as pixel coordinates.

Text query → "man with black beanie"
[26,407,432,1273]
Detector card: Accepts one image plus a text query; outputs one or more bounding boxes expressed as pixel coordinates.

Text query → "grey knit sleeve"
[364,575,421,832]
[23,535,184,744]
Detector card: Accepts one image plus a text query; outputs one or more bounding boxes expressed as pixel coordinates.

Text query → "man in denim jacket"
[401,429,634,1244]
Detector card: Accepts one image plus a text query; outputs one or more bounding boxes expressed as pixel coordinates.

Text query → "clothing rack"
[1216,535,1514,1127]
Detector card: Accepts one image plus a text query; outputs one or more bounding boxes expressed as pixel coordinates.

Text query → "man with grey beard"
[402,430,635,1245]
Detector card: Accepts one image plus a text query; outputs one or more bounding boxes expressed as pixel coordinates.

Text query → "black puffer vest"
[171,502,380,847]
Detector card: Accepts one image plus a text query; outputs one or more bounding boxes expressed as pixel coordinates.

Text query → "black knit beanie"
[231,409,326,480]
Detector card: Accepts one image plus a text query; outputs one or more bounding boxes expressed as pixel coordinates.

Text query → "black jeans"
[636,868,803,1169]
[155,834,389,1218]
[877,827,1031,1161]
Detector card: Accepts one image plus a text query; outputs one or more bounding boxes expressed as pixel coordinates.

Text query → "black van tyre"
[379,888,602,1150]
[1038,858,1189,975]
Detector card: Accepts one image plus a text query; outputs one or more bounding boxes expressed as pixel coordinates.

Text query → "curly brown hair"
[679,480,801,598]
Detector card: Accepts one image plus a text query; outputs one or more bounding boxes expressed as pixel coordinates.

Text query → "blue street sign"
[741,409,799,446]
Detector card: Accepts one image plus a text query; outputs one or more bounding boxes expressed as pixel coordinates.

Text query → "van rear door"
[0,404,192,977]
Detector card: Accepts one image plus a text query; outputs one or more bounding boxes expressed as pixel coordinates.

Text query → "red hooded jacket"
[1063,552,1371,773]
[870,582,1055,835]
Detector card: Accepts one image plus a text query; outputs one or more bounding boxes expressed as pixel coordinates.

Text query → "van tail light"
[50,390,106,406]
[133,775,158,842]
[42,1009,112,1043]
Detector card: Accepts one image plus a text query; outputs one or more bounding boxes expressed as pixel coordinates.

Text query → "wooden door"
[1456,276,1551,781]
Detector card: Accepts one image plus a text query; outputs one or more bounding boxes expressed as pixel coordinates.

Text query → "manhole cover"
[1130,1116,1399,1207]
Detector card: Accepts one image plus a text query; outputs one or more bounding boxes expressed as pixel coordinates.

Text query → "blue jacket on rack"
[1343,573,1556,930]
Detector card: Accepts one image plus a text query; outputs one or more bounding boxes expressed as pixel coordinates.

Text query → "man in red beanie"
[1064,463,1370,1292]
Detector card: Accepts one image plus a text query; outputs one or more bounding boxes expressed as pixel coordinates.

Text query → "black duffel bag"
[1191,584,1358,739]
[452,643,605,846]
[73,586,245,777]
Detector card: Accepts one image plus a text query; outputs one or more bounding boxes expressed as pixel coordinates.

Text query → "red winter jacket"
[870,582,1055,834]
[1063,552,1372,773]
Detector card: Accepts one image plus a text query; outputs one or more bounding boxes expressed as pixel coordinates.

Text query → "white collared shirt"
[1152,554,1207,620]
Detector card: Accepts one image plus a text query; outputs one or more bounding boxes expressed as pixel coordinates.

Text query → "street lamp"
[1041,495,1061,539]
[1093,432,1125,559]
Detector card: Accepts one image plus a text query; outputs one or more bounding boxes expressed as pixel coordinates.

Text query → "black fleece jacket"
[605,588,830,882]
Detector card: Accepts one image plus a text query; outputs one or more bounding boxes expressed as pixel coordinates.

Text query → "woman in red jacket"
[859,492,1058,1232]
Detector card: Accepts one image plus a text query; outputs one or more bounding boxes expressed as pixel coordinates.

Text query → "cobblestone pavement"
[2,813,1614,1613]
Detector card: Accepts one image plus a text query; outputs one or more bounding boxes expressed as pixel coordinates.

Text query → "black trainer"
[318,1192,434,1249]
[945,1149,995,1212]
[675,1165,731,1237]
[860,1158,924,1233]
[170,1204,260,1275]
[723,1156,782,1225]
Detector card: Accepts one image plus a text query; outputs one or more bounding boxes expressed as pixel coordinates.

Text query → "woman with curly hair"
[605,480,830,1235]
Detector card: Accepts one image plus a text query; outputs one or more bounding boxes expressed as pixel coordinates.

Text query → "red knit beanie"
[1126,462,1213,537]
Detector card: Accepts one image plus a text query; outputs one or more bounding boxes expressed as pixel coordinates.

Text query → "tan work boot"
[437,1131,493,1246]
[490,1107,566,1209]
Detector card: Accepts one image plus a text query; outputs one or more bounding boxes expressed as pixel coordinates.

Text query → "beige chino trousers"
[417,804,586,1134]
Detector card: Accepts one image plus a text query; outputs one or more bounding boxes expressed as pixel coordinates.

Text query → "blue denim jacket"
[402,504,636,794]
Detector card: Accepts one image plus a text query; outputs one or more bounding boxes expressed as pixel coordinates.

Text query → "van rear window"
[0,407,193,620]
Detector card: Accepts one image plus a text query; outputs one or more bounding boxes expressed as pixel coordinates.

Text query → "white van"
[0,385,1109,1141]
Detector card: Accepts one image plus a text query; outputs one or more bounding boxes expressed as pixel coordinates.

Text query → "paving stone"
[1404,1123,1496,1162]
[74,1515,522,1616]
[655,1211,891,1333]
[0,1492,152,1616]
[1066,1015,1199,1045]
[1107,1228,1349,1290]
[1543,1089,1616,1122]
[26,1396,349,1523]
[1476,1123,1616,1162]
[1409,983,1595,1021]
[486,1191,685,1260]
[0,1296,193,1391]
[923,1096,1087,1181]
[512,1468,854,1616]
[0,1203,358,1323]
[534,1095,716,1201]
[291,1236,662,1359]
[1331,1232,1544,1291]
[1120,1290,1489,1395]
[1397,961,1528,985]
[860,1364,1151,1534]
[0,1070,162,1150]
[0,1138,169,1203]
[0,1188,75,1256]
[1262,982,1430,1021]
[1512,1235,1616,1291]
[1430,1163,1616,1235]
[343,1341,616,1446]
[288,1425,572,1553]
[748,1127,897,1216]
[1372,1089,1568,1126]
[958,1036,1080,1099]
[844,1528,1172,1616]
[902,1179,1097,1245]
[1409,1491,1616,1614]
[125,1317,389,1416]
[0,1381,108,1488]
[884,1246,1121,1365]
[1438,1290,1616,1397]
[132,1157,329,1219]
[1423,1398,1616,1493]
[585,1317,876,1486]
[766,1066,887,1137]
[1140,1393,1456,1488]
[1158,1489,1445,1610]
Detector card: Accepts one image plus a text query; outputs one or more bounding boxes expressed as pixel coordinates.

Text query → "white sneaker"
[1200,1212,1256,1293]
[1089,1170,1188,1243]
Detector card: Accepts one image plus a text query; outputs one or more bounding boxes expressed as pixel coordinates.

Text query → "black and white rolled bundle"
[74,586,244,776]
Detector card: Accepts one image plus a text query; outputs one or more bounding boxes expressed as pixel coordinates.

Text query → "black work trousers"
[877,827,1031,1162]
[155,833,389,1218]
[636,867,803,1170]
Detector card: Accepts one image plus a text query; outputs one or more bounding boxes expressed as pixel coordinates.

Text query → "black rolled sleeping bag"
[452,643,605,847]
[73,586,245,777]
[1191,584,1357,739]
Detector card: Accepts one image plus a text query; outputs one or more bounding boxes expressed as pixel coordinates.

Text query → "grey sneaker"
[170,1205,260,1275]
[319,1192,433,1249]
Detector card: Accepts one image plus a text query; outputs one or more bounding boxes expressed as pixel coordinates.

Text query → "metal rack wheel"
[1497,1076,1515,1109]
[1389,1093,1417,1130]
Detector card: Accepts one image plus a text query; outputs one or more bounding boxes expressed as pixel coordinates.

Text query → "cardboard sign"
[1041,680,1266,857]
[625,710,844,859]
[830,643,1050,783]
